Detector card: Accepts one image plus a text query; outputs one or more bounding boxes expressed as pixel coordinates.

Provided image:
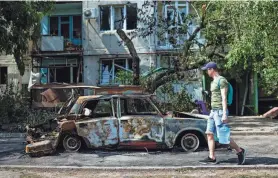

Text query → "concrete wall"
[82,1,156,87]
[0,55,30,93]
[82,1,156,56]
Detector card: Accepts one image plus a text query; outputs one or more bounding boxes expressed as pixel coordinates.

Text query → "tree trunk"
[116,29,140,85]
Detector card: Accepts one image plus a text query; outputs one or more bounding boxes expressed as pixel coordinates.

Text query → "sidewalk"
[229,116,278,135]
[0,116,277,142]
[184,112,278,135]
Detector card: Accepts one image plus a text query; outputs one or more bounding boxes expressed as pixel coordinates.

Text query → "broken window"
[121,98,157,115]
[44,58,82,84]
[100,6,111,31]
[158,2,190,47]
[56,66,71,83]
[100,4,137,31]
[100,58,132,84]
[126,4,137,30]
[83,99,113,118]
[49,65,82,84]
[0,67,7,84]
[114,6,124,29]
[49,65,71,83]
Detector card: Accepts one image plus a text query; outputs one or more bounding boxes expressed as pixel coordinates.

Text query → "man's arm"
[220,86,228,122]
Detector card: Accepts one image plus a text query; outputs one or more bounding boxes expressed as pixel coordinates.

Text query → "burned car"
[26,94,208,156]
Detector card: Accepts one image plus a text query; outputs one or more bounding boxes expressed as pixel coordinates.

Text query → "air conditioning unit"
[84,8,98,19]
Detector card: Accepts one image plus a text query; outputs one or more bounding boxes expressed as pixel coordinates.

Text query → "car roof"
[76,94,153,104]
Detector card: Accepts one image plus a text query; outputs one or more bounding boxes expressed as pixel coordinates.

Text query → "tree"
[117,1,278,96]
[0,1,53,76]
[117,1,208,92]
[204,1,278,95]
[117,29,140,85]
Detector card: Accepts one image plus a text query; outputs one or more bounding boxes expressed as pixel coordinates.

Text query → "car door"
[118,96,164,149]
[75,97,119,148]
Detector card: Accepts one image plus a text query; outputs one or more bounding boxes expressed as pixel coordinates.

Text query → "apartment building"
[30,1,204,103]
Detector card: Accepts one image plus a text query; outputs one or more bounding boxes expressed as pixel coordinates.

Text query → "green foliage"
[154,83,195,113]
[134,1,278,96]
[0,1,53,75]
[0,84,57,132]
[115,69,195,112]
[201,1,278,95]
[115,70,133,85]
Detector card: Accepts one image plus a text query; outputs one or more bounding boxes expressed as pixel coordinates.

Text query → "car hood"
[165,111,209,120]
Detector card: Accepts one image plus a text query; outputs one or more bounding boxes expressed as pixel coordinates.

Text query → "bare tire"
[63,135,81,152]
[180,133,200,152]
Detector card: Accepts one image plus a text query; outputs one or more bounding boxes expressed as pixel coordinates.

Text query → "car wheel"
[63,135,81,152]
[180,133,200,152]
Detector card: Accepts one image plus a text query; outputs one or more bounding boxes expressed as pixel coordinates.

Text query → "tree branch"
[116,29,140,85]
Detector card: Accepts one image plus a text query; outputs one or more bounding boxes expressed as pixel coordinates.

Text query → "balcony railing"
[40,36,82,52]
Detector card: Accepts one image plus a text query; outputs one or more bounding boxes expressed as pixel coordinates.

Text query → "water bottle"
[218,124,230,144]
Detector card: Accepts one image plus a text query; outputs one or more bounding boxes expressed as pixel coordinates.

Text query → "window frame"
[157,1,205,49]
[99,4,137,32]
[41,58,82,84]
[48,15,82,45]
[99,58,132,85]
[163,2,189,48]
[118,97,160,116]
[81,98,115,119]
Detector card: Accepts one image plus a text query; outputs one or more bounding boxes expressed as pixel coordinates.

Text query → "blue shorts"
[206,109,231,141]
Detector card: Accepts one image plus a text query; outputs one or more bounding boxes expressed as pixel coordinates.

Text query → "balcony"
[39,14,82,52]
[41,36,64,52]
[40,36,82,52]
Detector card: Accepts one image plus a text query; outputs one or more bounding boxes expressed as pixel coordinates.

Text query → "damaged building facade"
[82,1,204,100]
[33,2,83,84]
[29,1,205,108]
[30,2,83,107]
[82,1,156,86]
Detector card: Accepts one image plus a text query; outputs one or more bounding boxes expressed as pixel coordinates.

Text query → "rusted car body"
[26,93,207,156]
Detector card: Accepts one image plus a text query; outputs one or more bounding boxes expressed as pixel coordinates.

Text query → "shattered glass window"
[126,4,137,30]
[100,4,137,31]
[93,99,113,117]
[126,98,157,115]
[69,103,81,114]
[100,6,111,31]
[114,6,124,30]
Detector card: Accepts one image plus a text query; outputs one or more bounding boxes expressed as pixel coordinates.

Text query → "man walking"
[199,62,246,165]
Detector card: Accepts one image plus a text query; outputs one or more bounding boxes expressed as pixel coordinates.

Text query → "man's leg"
[199,111,217,164]
[215,109,246,165]
[229,137,246,165]
[229,138,242,153]
[207,133,216,159]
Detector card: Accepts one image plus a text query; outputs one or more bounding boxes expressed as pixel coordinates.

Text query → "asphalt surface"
[0,135,278,167]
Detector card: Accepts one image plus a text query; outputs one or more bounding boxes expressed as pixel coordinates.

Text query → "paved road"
[0,135,278,167]
[1,168,278,178]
